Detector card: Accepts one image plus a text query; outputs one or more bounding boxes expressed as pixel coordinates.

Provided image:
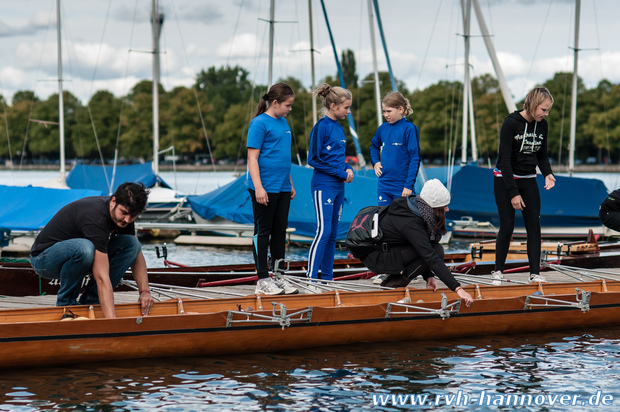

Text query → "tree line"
[1,52,619,166]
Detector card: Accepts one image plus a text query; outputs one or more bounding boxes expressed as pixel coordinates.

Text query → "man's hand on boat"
[139,290,154,317]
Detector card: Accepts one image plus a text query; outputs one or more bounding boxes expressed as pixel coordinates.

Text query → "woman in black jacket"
[600,189,620,232]
[349,179,473,307]
[493,87,555,284]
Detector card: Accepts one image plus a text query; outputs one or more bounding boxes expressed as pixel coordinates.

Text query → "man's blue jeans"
[30,235,141,306]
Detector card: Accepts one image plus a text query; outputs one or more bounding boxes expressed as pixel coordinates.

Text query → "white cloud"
[216,33,262,59]
[1,0,619,106]
[28,10,55,29]
[0,67,27,96]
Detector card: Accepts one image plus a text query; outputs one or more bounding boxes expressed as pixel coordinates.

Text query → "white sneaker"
[255,278,284,295]
[303,282,323,294]
[529,274,547,283]
[273,277,299,294]
[372,274,389,285]
[491,270,503,286]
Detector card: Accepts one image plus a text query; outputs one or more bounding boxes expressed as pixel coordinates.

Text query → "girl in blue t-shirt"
[247,82,297,295]
[306,84,354,282]
[370,91,421,206]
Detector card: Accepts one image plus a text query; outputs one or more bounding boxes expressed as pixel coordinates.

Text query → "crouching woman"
[348,179,473,307]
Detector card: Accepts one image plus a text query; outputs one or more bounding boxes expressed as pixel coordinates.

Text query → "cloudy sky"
[0,0,618,106]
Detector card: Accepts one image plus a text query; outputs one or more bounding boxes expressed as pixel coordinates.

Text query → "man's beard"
[111,204,128,227]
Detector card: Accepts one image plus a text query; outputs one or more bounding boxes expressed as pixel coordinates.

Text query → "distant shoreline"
[2,164,620,173]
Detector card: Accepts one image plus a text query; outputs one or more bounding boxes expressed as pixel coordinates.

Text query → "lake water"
[1,169,620,411]
[1,327,619,411]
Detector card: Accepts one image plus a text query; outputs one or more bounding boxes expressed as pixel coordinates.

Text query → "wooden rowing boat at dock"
[0,278,619,370]
[2,237,620,296]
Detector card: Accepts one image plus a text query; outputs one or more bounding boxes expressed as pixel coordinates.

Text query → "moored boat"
[2,238,620,296]
[0,280,618,370]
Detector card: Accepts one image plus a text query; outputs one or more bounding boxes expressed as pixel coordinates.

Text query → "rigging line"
[592,0,611,162]
[233,7,269,171]
[67,0,113,190]
[234,87,257,175]
[312,0,326,86]
[86,0,113,99]
[226,0,246,67]
[445,0,459,176]
[275,2,299,82]
[491,84,499,167]
[168,0,216,174]
[84,0,115,177]
[292,0,309,163]
[277,0,302,164]
[114,0,140,181]
[238,5,270,171]
[557,72,569,167]
[0,83,13,170]
[557,0,575,166]
[319,0,365,166]
[62,4,110,190]
[521,0,554,98]
[356,0,363,136]
[251,2,268,86]
[59,0,109,186]
[483,0,502,155]
[470,71,490,165]
[484,0,494,38]
[21,0,56,171]
[443,79,449,165]
[160,11,179,191]
[243,1,269,163]
[415,0,443,92]
[372,0,396,92]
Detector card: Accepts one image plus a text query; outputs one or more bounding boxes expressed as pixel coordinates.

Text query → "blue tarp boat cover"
[188,163,607,240]
[187,164,458,241]
[0,185,105,231]
[66,162,170,195]
[188,165,373,240]
[447,165,609,227]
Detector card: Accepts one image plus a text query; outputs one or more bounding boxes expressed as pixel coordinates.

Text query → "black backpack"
[345,205,389,250]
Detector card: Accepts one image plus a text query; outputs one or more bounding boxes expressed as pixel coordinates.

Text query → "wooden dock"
[1,266,617,311]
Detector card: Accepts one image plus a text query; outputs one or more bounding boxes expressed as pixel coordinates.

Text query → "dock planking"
[0,268,617,311]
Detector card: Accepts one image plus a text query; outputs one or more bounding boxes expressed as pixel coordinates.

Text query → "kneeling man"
[30,182,154,318]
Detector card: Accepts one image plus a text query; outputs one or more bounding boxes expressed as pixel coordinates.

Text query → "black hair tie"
[262,94,269,101]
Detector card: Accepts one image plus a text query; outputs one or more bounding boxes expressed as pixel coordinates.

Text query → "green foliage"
[340,49,358,88]
[73,90,121,159]
[0,92,33,159]
[3,62,620,166]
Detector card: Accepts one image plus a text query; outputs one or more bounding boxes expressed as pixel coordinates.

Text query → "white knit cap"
[419,179,451,208]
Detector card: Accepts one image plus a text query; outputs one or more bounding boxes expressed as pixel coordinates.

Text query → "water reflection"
[1,327,620,411]
[140,242,349,268]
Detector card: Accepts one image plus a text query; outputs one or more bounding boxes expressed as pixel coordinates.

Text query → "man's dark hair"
[112,182,149,216]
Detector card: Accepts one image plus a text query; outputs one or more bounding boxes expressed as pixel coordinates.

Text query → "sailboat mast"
[151,0,163,181]
[471,0,516,113]
[568,0,581,177]
[372,0,397,92]
[461,0,472,165]
[308,0,317,124]
[56,0,65,180]
[268,0,275,88]
[319,0,366,168]
[468,75,478,162]
[367,0,382,127]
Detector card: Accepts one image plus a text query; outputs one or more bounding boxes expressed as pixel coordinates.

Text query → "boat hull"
[0,281,618,369]
[3,245,620,295]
